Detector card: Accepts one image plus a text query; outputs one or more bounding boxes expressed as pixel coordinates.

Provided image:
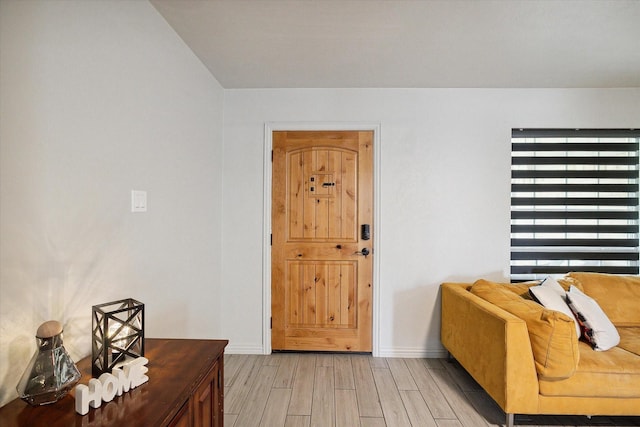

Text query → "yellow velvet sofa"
[441,272,640,427]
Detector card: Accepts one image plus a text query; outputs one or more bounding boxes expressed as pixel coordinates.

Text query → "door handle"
[355,248,370,258]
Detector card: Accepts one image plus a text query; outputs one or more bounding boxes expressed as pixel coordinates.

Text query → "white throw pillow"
[565,285,620,351]
[540,276,567,294]
[529,277,581,337]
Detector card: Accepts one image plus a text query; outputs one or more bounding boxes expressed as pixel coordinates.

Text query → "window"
[511,129,640,281]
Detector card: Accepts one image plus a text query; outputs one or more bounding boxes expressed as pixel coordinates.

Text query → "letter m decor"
[92,298,145,377]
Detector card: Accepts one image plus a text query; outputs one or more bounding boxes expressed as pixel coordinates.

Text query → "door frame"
[262,122,382,356]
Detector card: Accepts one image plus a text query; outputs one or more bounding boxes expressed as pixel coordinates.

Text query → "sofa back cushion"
[470,280,542,299]
[471,279,579,380]
[618,327,640,357]
[565,272,640,327]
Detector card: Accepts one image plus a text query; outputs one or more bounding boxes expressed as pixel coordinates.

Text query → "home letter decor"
[75,356,149,415]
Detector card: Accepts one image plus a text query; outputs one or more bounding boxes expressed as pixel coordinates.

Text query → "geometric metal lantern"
[92,298,144,377]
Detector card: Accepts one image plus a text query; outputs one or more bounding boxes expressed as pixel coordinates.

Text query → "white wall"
[222,88,640,356]
[0,0,225,405]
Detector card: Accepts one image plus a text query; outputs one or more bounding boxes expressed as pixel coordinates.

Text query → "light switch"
[131,190,147,213]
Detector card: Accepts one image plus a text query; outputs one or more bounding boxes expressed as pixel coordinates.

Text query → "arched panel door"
[272,131,373,352]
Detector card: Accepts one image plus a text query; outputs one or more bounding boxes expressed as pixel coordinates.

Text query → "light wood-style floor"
[223,353,640,427]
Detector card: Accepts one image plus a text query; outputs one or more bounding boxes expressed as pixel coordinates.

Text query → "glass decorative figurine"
[16,320,81,406]
[92,298,144,377]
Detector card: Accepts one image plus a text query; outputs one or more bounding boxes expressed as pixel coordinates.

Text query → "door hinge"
[270,234,273,246]
[271,150,273,162]
[270,317,272,329]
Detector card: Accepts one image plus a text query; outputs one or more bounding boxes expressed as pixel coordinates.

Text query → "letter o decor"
[99,373,118,402]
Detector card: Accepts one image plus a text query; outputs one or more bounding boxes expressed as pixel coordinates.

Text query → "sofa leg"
[447,351,455,363]
[506,413,514,427]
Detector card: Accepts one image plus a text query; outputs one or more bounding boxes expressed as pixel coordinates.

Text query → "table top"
[0,338,228,427]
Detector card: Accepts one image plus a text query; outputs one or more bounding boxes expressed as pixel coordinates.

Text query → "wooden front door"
[272,130,373,352]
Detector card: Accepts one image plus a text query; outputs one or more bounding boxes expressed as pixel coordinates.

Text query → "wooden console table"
[0,338,228,427]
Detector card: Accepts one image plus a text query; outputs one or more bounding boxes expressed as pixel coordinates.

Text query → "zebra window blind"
[511,129,640,281]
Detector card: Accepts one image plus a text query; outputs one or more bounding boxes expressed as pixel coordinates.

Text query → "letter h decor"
[92,298,144,377]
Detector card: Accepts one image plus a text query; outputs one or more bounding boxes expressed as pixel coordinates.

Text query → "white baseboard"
[224,344,265,354]
[224,343,448,358]
[377,347,448,358]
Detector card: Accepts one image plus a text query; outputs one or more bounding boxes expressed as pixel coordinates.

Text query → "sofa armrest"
[441,282,539,414]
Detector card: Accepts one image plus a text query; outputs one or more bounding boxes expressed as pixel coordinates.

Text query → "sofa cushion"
[565,272,640,326]
[566,285,620,351]
[539,341,640,398]
[529,276,581,337]
[618,327,640,357]
[470,279,579,380]
[474,280,541,299]
[556,276,584,292]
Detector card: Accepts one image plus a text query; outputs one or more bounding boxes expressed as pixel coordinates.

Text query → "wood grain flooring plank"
[404,358,456,419]
[289,354,317,416]
[285,415,311,427]
[225,355,264,414]
[399,390,438,427]
[387,358,418,391]
[224,354,246,387]
[334,354,355,389]
[234,365,279,427]
[424,358,446,370]
[311,366,335,427]
[352,355,383,418]
[436,420,464,427]
[224,413,238,427]
[317,354,334,367]
[262,353,286,366]
[428,366,489,427]
[260,388,292,426]
[372,368,411,427]
[274,353,300,388]
[464,390,505,427]
[369,356,388,369]
[335,389,359,427]
[441,359,482,392]
[359,417,387,427]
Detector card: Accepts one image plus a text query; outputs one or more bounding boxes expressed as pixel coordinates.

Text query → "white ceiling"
[150,0,640,89]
